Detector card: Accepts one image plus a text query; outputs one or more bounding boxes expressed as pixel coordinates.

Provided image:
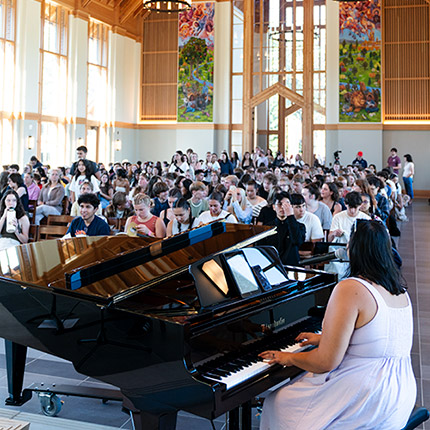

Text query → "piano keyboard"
[197,317,321,391]
[202,341,310,390]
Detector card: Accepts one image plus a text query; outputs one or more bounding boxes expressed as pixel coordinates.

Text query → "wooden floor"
[400,199,430,429]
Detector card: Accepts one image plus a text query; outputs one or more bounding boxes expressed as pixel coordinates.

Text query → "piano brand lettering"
[263,317,285,331]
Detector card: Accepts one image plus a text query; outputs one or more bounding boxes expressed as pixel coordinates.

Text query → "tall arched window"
[39,0,68,166]
[0,0,15,162]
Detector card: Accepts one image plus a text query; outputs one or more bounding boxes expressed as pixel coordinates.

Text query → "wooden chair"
[299,241,315,257]
[46,215,75,227]
[117,218,127,232]
[61,196,69,215]
[27,200,38,224]
[37,225,68,241]
[28,224,39,243]
[107,217,118,228]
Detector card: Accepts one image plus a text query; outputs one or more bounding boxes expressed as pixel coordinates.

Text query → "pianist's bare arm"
[260,279,377,374]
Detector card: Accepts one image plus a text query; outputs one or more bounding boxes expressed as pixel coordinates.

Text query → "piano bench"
[401,406,429,430]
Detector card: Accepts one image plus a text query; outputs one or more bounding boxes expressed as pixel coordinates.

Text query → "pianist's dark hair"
[347,219,406,296]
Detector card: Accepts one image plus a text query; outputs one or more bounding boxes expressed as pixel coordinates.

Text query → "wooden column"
[242,0,254,154]
[302,0,314,164]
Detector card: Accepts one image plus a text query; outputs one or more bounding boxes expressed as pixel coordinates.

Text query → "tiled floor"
[0,200,427,430]
[400,200,430,429]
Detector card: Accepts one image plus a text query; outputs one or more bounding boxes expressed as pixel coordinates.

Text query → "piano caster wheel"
[38,393,62,417]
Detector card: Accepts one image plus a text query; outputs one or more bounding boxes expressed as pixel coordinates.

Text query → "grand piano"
[0,222,336,429]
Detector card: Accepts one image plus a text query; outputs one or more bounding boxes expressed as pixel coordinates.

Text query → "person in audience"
[352,151,368,168]
[0,190,30,249]
[69,145,100,180]
[241,151,255,170]
[245,179,267,219]
[99,172,114,209]
[7,173,29,212]
[259,220,415,430]
[69,159,100,203]
[159,188,182,226]
[208,170,220,194]
[71,181,104,217]
[180,178,193,200]
[387,147,402,175]
[403,154,414,204]
[8,164,19,174]
[151,181,169,217]
[302,183,332,231]
[291,174,305,194]
[124,193,166,238]
[194,169,206,184]
[166,198,199,236]
[35,168,65,225]
[367,176,390,222]
[188,181,209,218]
[219,152,234,175]
[130,173,149,202]
[226,186,252,224]
[328,191,370,243]
[112,168,130,195]
[65,194,110,237]
[258,172,278,201]
[29,155,43,170]
[258,191,305,265]
[103,191,133,219]
[24,172,40,202]
[320,182,342,215]
[0,171,9,200]
[197,191,237,225]
[291,193,324,242]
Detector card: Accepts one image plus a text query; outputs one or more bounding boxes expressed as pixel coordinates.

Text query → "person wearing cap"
[352,151,368,169]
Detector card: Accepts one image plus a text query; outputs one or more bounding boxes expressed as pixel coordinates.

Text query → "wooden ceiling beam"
[120,0,144,23]
[81,0,92,8]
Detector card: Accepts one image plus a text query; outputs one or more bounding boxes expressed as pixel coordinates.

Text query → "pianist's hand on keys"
[259,332,321,366]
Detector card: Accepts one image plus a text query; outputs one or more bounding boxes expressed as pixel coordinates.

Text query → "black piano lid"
[0,222,276,306]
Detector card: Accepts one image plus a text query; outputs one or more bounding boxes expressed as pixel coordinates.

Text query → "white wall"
[111,34,141,123]
[383,130,430,191]
[213,1,231,125]
[326,0,339,124]
[326,129,383,169]
[16,0,40,114]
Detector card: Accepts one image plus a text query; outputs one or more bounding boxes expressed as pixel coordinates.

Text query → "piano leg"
[5,341,30,406]
[129,409,177,430]
[228,401,252,430]
[123,397,177,430]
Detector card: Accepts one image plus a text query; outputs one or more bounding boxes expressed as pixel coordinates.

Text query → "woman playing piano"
[259,219,416,429]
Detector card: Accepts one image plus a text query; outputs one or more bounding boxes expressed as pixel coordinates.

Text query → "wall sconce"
[77,137,83,146]
[114,138,122,151]
[27,136,35,150]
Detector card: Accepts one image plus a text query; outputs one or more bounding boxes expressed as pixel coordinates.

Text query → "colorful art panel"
[339,0,381,122]
[178,3,214,123]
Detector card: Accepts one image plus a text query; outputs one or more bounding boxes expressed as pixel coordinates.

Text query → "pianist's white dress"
[260,278,416,430]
